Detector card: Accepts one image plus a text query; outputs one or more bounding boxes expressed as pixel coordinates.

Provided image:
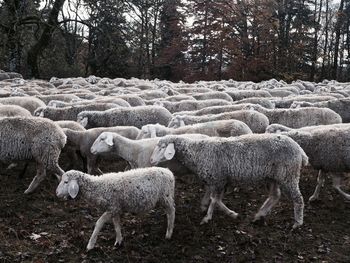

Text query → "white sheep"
[56,168,175,250]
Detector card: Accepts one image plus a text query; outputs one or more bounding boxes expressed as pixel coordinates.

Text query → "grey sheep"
[192,92,233,102]
[150,134,307,228]
[0,105,32,118]
[0,117,66,193]
[34,103,118,121]
[273,95,336,108]
[77,106,173,129]
[168,110,269,133]
[56,168,175,250]
[265,123,350,134]
[291,98,350,123]
[266,126,350,202]
[64,126,140,174]
[137,120,252,139]
[232,97,275,109]
[154,99,231,113]
[37,94,80,104]
[0,96,45,115]
[245,104,342,128]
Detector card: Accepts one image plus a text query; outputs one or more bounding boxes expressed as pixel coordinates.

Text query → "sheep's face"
[77,114,88,127]
[138,125,157,139]
[56,173,79,199]
[90,132,114,154]
[150,141,175,165]
[34,107,45,117]
[168,116,185,128]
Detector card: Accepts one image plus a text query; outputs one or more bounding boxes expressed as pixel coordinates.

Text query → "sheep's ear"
[179,119,185,127]
[68,180,79,199]
[150,127,157,138]
[80,117,88,127]
[164,143,175,160]
[105,133,114,146]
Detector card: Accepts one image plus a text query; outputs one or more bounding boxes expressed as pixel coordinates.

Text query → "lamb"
[168,110,269,133]
[137,120,252,139]
[0,117,66,193]
[150,134,307,228]
[154,99,231,113]
[64,126,140,174]
[34,103,118,121]
[90,132,207,173]
[0,105,32,118]
[291,98,350,122]
[56,168,175,250]
[266,126,350,202]
[0,96,46,115]
[245,104,342,128]
[77,106,173,129]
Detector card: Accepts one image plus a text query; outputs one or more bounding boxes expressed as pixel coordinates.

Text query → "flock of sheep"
[1,69,350,251]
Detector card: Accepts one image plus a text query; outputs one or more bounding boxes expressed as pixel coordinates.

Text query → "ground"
[0,156,349,263]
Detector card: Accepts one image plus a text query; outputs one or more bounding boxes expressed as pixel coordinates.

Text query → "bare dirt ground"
[0,155,350,263]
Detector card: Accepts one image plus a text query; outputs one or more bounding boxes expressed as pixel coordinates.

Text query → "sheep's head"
[168,115,185,128]
[34,107,46,117]
[265,124,290,134]
[138,124,158,139]
[150,137,176,165]
[77,112,89,127]
[90,132,114,154]
[56,171,80,199]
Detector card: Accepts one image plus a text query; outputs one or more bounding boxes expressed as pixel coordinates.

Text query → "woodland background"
[0,0,349,83]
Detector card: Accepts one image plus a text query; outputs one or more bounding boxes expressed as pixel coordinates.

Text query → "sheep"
[266,127,350,202]
[64,126,140,174]
[77,106,173,129]
[173,103,262,117]
[48,98,130,108]
[192,92,233,102]
[226,90,272,101]
[0,96,45,115]
[137,120,252,139]
[265,123,350,134]
[0,105,32,118]
[291,98,350,123]
[232,97,275,109]
[56,168,175,250]
[34,103,118,121]
[273,95,336,108]
[154,99,231,113]
[168,110,269,133]
[0,117,66,193]
[36,94,80,104]
[245,104,342,128]
[90,132,207,173]
[150,134,307,228]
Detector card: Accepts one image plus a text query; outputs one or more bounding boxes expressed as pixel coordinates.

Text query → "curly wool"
[78,106,173,129]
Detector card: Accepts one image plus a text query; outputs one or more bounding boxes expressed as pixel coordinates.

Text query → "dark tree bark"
[27,0,65,78]
[332,0,345,80]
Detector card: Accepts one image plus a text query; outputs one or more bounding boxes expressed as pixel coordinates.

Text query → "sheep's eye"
[64,181,68,184]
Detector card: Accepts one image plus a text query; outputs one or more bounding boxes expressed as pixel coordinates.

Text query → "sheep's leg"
[112,215,123,246]
[253,182,281,222]
[309,170,325,202]
[18,162,29,179]
[289,186,304,229]
[164,196,175,239]
[200,185,211,211]
[200,192,219,225]
[87,157,97,175]
[216,191,238,219]
[332,173,350,200]
[50,163,65,181]
[87,212,112,251]
[24,163,46,194]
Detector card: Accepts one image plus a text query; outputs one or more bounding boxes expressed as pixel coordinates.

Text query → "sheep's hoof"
[228,212,238,219]
[114,239,123,246]
[292,222,303,230]
[200,217,211,225]
[308,195,318,202]
[86,244,94,251]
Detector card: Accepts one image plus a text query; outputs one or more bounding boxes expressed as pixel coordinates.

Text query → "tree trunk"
[332,0,345,80]
[27,0,66,78]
